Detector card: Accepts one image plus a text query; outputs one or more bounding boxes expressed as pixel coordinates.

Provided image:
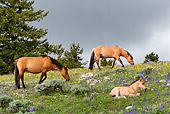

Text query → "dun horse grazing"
[109,77,147,97]
[89,45,134,70]
[15,55,70,89]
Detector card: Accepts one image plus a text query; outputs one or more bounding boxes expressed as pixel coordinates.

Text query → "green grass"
[0,62,170,113]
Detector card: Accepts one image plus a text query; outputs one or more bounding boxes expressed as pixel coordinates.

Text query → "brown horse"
[15,55,70,89]
[89,45,134,70]
[109,77,147,97]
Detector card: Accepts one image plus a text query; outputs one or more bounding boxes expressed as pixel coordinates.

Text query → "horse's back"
[16,56,52,73]
[94,45,121,58]
[110,86,129,97]
[17,56,49,64]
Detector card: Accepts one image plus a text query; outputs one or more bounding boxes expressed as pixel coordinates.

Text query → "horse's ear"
[139,77,143,81]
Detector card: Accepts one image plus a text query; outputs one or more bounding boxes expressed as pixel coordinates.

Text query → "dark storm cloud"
[33,0,170,64]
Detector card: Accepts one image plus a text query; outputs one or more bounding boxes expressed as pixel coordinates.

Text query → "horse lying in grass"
[109,77,147,97]
[15,55,70,89]
[89,45,134,70]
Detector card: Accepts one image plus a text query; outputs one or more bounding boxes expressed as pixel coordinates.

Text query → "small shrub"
[83,92,99,102]
[7,100,23,113]
[83,97,91,102]
[17,111,36,114]
[20,100,33,113]
[90,92,99,98]
[35,102,45,111]
[114,67,127,73]
[100,71,114,76]
[7,100,33,113]
[141,67,152,74]
[70,85,89,95]
[0,95,13,107]
[34,79,65,94]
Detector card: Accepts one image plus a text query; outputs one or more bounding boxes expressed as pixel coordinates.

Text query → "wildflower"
[104,110,107,113]
[29,107,34,112]
[145,108,148,112]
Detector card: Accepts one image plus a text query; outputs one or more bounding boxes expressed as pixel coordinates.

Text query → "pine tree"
[144,52,159,63]
[0,0,64,74]
[100,58,113,66]
[107,59,113,66]
[61,43,87,68]
[100,58,107,66]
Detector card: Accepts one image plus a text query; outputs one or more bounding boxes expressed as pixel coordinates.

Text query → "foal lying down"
[109,77,147,97]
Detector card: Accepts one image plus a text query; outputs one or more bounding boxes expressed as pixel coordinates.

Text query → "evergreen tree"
[100,58,113,66]
[0,0,64,74]
[100,58,107,66]
[61,43,87,68]
[144,52,159,63]
[107,59,113,66]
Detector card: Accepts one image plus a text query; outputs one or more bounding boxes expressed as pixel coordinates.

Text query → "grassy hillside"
[0,62,170,114]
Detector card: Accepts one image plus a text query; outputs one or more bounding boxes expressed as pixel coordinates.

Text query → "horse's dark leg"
[89,60,95,70]
[118,58,124,67]
[17,75,21,89]
[112,58,117,68]
[96,59,101,70]
[38,72,45,84]
[41,72,47,83]
[21,75,26,89]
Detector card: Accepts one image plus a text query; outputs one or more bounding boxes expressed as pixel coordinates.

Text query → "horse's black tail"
[89,49,95,70]
[15,60,19,87]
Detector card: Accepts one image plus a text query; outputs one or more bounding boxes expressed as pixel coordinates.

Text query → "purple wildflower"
[104,110,107,113]
[29,107,34,112]
[132,103,133,109]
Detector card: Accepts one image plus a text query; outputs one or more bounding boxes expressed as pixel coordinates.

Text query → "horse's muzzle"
[66,79,70,81]
[144,88,147,92]
[111,95,116,97]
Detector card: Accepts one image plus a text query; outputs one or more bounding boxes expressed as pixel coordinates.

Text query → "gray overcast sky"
[32,0,170,66]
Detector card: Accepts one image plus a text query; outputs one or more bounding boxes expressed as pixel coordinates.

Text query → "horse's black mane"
[50,57,63,70]
[41,55,48,57]
[126,50,133,59]
[129,76,143,86]
[40,55,63,70]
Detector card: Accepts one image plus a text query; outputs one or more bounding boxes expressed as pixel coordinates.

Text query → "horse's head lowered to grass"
[89,46,134,70]
[15,56,70,89]
[126,50,134,65]
[60,66,70,81]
